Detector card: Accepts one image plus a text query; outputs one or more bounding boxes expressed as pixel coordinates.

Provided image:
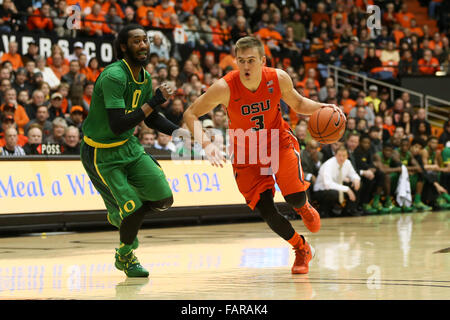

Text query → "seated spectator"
[49,53,70,81]
[398,50,418,76]
[62,126,80,155]
[139,128,156,147]
[353,134,387,213]
[313,146,361,217]
[417,137,450,209]
[418,49,440,75]
[52,0,72,38]
[300,139,323,196]
[85,57,103,83]
[83,3,114,37]
[0,114,27,147]
[340,88,356,115]
[24,105,52,137]
[380,41,400,66]
[150,33,170,64]
[316,39,338,79]
[231,16,252,44]
[0,0,18,33]
[349,103,375,127]
[27,3,54,34]
[398,138,433,211]
[154,0,176,27]
[62,60,86,88]
[396,3,415,28]
[1,88,29,135]
[311,2,330,27]
[318,77,335,103]
[12,67,33,97]
[372,143,403,213]
[255,22,283,53]
[364,85,381,114]
[136,0,155,24]
[44,117,67,145]
[0,41,23,71]
[368,125,383,154]
[48,92,66,121]
[412,107,431,137]
[65,105,84,134]
[105,5,124,34]
[23,125,43,155]
[21,41,38,67]
[0,127,25,156]
[362,45,382,74]
[83,81,94,107]
[25,89,47,120]
[152,131,176,153]
[341,42,363,72]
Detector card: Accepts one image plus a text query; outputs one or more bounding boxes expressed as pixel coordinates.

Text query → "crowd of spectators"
[0,0,449,214]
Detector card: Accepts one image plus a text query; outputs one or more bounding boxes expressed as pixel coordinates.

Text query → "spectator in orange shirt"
[154,0,176,27]
[47,44,70,68]
[255,22,283,53]
[396,3,415,29]
[408,18,423,37]
[49,53,70,80]
[1,41,23,71]
[83,3,115,37]
[141,9,160,28]
[219,45,238,71]
[0,114,28,147]
[1,88,29,135]
[27,2,54,33]
[429,32,443,51]
[182,0,197,14]
[83,81,94,107]
[136,0,156,24]
[340,88,357,115]
[418,49,440,75]
[102,0,124,19]
[85,57,103,83]
[311,2,330,27]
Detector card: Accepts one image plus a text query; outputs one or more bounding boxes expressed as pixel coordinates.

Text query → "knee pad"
[145,196,174,212]
[284,191,307,208]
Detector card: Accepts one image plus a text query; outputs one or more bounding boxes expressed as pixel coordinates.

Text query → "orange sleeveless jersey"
[223,67,293,166]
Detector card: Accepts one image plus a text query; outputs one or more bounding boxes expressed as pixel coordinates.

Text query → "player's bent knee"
[284,191,307,208]
[146,196,174,212]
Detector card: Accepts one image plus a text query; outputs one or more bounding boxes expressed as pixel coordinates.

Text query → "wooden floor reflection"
[0,211,448,300]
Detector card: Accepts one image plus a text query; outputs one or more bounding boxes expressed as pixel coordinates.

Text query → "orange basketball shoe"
[296,201,321,233]
[292,236,315,274]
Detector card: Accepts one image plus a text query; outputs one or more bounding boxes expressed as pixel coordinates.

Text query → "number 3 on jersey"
[251,115,265,131]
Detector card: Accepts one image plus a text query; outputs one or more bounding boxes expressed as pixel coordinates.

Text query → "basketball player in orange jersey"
[183,36,344,274]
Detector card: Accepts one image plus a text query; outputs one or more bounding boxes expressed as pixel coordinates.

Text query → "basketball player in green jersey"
[81,24,181,277]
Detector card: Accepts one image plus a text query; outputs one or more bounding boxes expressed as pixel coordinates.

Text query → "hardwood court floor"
[0,211,448,300]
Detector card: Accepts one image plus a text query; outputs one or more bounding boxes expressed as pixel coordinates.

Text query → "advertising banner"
[0,160,285,215]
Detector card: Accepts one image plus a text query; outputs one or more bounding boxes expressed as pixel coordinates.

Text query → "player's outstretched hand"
[204,142,226,168]
[159,82,175,100]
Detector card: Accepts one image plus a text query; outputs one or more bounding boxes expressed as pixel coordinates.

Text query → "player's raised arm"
[276,68,342,116]
[183,78,230,167]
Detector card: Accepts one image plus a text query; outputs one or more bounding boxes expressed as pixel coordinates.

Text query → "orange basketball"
[307,107,346,144]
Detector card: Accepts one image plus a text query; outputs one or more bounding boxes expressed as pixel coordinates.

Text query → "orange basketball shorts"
[232,138,310,210]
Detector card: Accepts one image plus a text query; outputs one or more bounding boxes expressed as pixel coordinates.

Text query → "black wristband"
[147,88,166,109]
[144,111,180,136]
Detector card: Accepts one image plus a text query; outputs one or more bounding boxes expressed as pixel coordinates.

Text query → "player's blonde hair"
[235,36,265,58]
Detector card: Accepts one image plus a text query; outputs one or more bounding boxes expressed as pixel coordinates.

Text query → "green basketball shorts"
[80,135,173,226]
